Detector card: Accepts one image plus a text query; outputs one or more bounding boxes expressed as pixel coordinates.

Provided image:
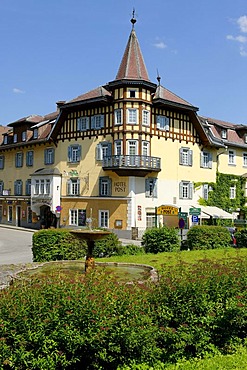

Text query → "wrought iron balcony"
[102,155,161,177]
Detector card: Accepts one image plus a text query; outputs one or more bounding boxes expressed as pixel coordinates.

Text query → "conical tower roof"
[115,15,150,81]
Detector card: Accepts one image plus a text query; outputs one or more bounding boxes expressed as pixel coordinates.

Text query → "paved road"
[0,226,34,265]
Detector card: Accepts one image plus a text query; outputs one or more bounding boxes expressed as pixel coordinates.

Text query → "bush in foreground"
[32,229,88,262]
[142,226,179,254]
[186,225,231,250]
[1,255,246,369]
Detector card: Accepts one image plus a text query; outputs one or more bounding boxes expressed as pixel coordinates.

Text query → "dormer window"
[13,134,17,143]
[22,131,26,142]
[3,136,8,145]
[221,129,227,139]
[33,128,38,139]
[244,134,247,144]
[127,88,138,98]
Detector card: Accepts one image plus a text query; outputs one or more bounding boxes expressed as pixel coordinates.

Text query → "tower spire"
[131,8,136,29]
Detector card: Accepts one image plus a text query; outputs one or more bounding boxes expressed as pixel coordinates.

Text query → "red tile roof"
[115,29,150,81]
[67,86,111,104]
[154,85,195,108]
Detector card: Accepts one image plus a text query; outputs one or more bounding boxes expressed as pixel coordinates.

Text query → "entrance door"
[16,206,21,227]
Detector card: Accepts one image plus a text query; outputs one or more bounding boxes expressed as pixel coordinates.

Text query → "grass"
[96,247,247,271]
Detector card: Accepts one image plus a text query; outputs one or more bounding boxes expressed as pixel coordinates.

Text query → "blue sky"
[0,0,247,125]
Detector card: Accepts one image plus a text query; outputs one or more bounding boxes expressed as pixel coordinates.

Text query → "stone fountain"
[70,214,111,271]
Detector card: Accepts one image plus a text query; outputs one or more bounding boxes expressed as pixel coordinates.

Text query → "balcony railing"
[103,155,161,176]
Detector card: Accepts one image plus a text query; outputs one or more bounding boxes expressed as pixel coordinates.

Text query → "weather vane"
[131,8,136,28]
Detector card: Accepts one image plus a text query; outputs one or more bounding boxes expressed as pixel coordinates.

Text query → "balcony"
[103,155,161,177]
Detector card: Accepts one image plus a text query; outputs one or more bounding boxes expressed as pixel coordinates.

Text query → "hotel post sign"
[156,205,179,216]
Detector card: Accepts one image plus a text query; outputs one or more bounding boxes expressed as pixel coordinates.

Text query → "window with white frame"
[69,209,86,226]
[22,131,27,142]
[200,151,212,168]
[13,134,17,143]
[91,114,104,129]
[34,179,51,195]
[77,116,90,131]
[35,180,39,195]
[243,153,247,167]
[68,144,81,163]
[230,185,236,199]
[99,177,112,197]
[67,178,80,195]
[3,136,8,144]
[96,142,112,160]
[128,140,138,156]
[40,179,45,194]
[202,184,209,200]
[0,180,4,195]
[221,129,227,139]
[14,180,23,195]
[99,210,109,228]
[0,155,4,169]
[26,151,34,167]
[179,147,193,166]
[46,179,50,195]
[15,152,23,168]
[114,140,122,155]
[44,148,54,165]
[114,109,122,125]
[179,181,193,199]
[156,115,170,131]
[146,213,156,229]
[8,205,13,222]
[142,141,150,156]
[145,178,157,198]
[26,179,31,195]
[142,110,150,126]
[228,150,235,165]
[127,108,137,124]
[128,88,137,98]
[33,128,38,139]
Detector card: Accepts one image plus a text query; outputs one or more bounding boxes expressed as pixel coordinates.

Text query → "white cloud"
[226,34,247,43]
[240,45,247,57]
[153,41,167,49]
[237,15,247,33]
[13,88,25,94]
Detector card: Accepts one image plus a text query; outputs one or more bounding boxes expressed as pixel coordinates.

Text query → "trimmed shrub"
[186,225,231,250]
[142,226,180,254]
[32,229,87,262]
[235,229,247,248]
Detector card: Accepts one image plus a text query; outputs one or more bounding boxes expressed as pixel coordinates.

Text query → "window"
[145,178,157,198]
[0,180,4,195]
[26,179,31,195]
[230,185,236,199]
[77,117,89,131]
[128,89,137,98]
[99,210,109,228]
[146,213,156,229]
[67,178,80,195]
[35,180,39,195]
[27,207,32,223]
[114,109,122,125]
[40,179,45,194]
[221,129,227,139]
[15,152,23,168]
[91,114,104,129]
[22,131,26,141]
[156,115,170,131]
[179,181,193,199]
[179,148,193,166]
[13,134,17,143]
[142,141,150,156]
[69,209,86,226]
[44,148,54,165]
[26,151,34,167]
[114,140,122,155]
[33,128,38,139]
[142,110,150,126]
[3,136,8,144]
[46,180,50,195]
[99,177,112,196]
[96,142,112,160]
[243,153,247,167]
[202,184,209,200]
[14,180,23,195]
[68,144,81,163]
[33,179,51,195]
[228,150,235,165]
[200,151,212,168]
[0,155,4,169]
[8,206,13,222]
[128,140,138,156]
[127,109,137,124]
